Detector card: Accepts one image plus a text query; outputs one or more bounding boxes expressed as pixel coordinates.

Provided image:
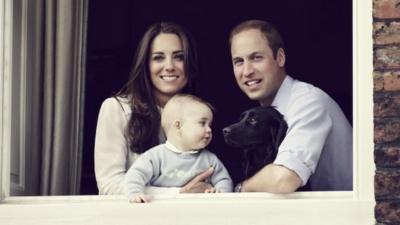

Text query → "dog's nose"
[223,127,231,135]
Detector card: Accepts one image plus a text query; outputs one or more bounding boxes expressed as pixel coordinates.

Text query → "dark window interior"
[81,0,352,194]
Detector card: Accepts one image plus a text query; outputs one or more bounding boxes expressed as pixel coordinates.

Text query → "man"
[229,20,352,193]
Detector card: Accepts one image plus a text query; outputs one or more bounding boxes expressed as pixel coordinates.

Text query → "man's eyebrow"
[249,51,262,57]
[232,51,262,61]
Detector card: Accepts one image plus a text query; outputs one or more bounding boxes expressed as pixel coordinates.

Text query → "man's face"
[231,29,286,106]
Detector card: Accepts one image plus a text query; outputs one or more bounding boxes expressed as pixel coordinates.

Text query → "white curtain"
[15,0,88,195]
[39,0,87,195]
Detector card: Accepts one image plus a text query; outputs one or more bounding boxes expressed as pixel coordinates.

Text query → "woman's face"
[149,33,188,106]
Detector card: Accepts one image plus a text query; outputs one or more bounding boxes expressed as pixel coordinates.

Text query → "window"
[0,0,375,224]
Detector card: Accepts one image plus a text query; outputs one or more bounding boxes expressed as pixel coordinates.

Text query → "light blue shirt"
[272,76,352,190]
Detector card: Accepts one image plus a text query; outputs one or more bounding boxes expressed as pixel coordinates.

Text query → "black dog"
[223,106,288,179]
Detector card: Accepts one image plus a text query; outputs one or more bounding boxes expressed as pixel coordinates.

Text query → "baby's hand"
[129,193,150,203]
[204,187,217,193]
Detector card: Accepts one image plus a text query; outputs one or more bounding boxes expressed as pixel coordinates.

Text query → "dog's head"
[223,106,287,150]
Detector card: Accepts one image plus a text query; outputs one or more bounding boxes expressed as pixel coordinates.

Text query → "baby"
[125,94,233,203]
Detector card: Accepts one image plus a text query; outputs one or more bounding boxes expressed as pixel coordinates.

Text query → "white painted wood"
[0,195,375,225]
[353,0,375,201]
[0,0,4,201]
[2,191,353,203]
[0,0,4,202]
[0,0,13,201]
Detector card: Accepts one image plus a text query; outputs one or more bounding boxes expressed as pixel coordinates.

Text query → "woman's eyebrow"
[151,50,183,55]
[151,52,164,55]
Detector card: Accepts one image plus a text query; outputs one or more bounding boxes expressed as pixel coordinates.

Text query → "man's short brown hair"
[229,20,285,58]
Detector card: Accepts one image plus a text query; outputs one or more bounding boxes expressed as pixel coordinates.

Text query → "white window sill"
[0,193,375,225]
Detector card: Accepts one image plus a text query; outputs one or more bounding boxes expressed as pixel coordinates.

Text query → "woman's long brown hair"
[116,22,199,153]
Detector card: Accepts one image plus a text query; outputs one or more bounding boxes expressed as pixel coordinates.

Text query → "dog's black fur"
[223,106,288,179]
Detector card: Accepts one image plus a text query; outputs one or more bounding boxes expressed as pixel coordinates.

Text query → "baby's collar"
[165,141,199,154]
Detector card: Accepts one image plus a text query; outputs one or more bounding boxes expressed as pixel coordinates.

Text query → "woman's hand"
[180,167,214,193]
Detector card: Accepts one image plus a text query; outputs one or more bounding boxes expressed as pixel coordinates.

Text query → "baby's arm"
[209,156,234,193]
[124,154,155,203]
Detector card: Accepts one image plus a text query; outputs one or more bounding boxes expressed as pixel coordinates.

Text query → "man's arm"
[240,164,302,193]
[241,87,333,193]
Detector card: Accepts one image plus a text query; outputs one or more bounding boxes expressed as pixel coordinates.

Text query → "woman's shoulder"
[101,96,132,114]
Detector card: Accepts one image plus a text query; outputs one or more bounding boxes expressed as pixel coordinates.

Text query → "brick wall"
[373,0,400,224]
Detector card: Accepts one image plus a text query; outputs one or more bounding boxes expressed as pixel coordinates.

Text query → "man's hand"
[180,167,214,193]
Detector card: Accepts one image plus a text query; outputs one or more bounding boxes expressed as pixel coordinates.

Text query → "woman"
[94,22,213,195]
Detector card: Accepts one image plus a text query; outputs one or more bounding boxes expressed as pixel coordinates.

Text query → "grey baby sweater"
[125,143,233,199]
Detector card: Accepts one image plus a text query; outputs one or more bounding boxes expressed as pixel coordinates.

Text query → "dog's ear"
[270,117,288,150]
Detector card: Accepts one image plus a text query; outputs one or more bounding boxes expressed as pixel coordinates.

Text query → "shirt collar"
[164,141,199,154]
[271,75,295,116]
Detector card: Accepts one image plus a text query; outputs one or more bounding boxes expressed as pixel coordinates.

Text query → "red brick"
[375,46,400,69]
[374,0,400,19]
[374,71,400,91]
[375,200,400,224]
[374,22,400,45]
[375,170,400,198]
[374,119,400,143]
[374,93,400,117]
[375,147,400,168]
[374,72,384,91]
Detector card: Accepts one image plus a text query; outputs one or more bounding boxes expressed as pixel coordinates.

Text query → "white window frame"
[0,0,375,224]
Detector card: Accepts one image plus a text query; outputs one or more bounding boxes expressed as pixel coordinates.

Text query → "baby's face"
[179,103,213,150]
